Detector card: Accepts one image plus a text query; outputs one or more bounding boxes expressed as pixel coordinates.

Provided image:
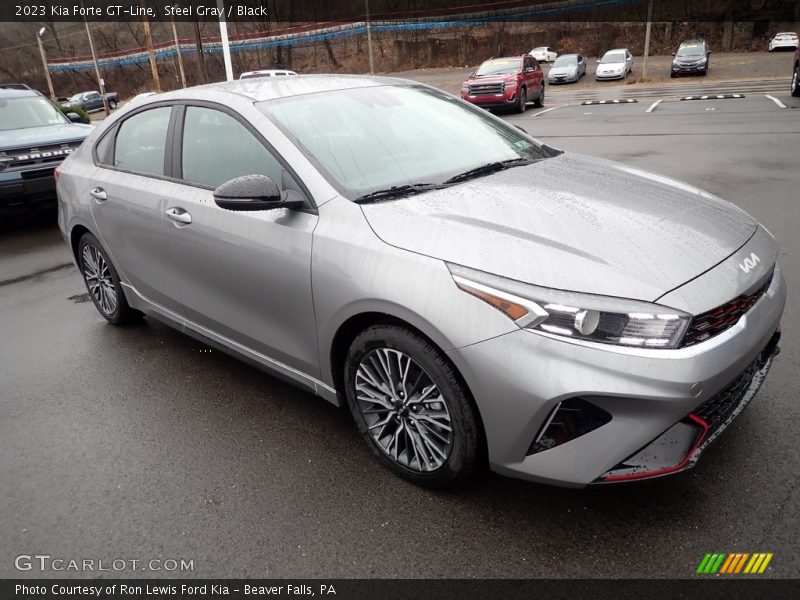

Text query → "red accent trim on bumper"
[600,414,709,482]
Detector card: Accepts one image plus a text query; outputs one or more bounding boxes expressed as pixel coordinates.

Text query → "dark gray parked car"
[57,76,784,488]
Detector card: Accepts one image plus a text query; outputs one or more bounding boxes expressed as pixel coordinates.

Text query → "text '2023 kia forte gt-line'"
[57,76,784,488]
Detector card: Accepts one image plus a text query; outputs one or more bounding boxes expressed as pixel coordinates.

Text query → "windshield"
[677,44,705,56]
[553,55,578,67]
[600,53,625,64]
[0,96,68,131]
[259,85,550,199]
[475,58,522,76]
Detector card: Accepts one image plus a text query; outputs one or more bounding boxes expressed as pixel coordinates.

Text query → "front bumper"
[447,266,785,487]
[672,63,707,74]
[548,74,578,84]
[0,169,58,217]
[461,89,518,109]
[596,71,625,80]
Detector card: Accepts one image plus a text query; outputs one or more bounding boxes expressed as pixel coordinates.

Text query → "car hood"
[598,62,625,70]
[0,123,93,151]
[549,66,577,76]
[466,74,514,84]
[360,153,757,302]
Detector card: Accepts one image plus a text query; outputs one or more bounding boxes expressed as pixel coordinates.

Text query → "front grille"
[468,83,504,96]
[681,270,773,347]
[3,143,79,171]
[694,356,763,430]
[692,330,778,436]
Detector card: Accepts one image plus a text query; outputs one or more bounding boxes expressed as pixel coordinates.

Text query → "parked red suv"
[461,55,545,113]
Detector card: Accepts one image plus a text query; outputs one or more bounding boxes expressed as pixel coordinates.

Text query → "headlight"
[448,264,690,348]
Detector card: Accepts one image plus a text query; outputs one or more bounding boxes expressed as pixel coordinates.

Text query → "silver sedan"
[57,76,784,488]
[547,54,587,84]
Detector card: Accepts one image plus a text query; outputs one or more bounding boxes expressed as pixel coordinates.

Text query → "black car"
[0,88,93,217]
[671,39,711,77]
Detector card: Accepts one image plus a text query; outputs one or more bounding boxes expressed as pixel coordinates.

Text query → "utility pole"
[365,0,375,73]
[82,11,110,116]
[642,0,654,80]
[192,16,208,83]
[141,0,161,91]
[36,28,56,101]
[171,6,187,87]
[217,0,234,81]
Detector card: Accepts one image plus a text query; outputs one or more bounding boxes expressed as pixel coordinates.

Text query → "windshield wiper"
[444,158,537,185]
[354,183,441,204]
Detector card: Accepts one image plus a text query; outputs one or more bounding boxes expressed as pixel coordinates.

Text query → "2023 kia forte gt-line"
[57,76,785,488]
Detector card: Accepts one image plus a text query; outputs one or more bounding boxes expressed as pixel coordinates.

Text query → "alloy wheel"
[792,68,799,95]
[354,348,453,472]
[82,244,118,316]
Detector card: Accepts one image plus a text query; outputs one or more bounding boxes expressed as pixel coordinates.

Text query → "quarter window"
[113,106,172,176]
[181,106,285,189]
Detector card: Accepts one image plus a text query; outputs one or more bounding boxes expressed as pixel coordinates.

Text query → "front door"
[162,104,320,377]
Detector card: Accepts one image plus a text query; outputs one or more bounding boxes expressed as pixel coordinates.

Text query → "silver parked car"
[57,76,784,488]
[547,53,587,84]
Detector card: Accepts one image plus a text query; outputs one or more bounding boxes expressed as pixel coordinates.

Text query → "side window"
[114,106,172,176]
[181,106,286,190]
[529,57,540,70]
[94,127,114,165]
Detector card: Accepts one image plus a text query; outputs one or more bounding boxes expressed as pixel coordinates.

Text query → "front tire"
[344,325,481,488]
[792,64,800,97]
[78,233,142,325]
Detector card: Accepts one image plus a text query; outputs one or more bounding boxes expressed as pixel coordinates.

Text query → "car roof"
[139,75,418,105]
[604,48,629,54]
[0,88,40,99]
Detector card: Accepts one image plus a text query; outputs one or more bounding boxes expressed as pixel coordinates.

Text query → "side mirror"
[525,67,534,72]
[708,50,713,53]
[66,112,83,123]
[213,174,303,211]
[596,59,601,63]
[671,52,676,56]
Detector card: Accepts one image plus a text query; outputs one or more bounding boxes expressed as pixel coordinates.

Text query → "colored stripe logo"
[696,552,773,574]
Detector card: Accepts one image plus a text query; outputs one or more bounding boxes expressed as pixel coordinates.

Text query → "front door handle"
[89,187,107,201]
[166,207,192,225]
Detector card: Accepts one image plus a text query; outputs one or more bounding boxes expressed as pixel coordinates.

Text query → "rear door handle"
[166,207,192,225]
[89,187,107,201]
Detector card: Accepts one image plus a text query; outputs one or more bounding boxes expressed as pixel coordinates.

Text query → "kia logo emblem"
[739,253,760,274]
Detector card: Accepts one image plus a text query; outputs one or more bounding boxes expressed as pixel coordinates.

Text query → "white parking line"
[532,104,567,117]
[646,99,663,113]
[765,94,788,109]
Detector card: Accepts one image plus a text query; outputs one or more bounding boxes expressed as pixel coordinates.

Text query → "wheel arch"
[69,223,93,263]
[328,311,488,461]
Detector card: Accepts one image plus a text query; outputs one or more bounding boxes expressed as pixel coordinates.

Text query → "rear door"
[88,104,183,313]
[524,56,542,95]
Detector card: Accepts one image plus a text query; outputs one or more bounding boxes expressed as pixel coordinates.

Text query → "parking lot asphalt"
[1,90,799,579]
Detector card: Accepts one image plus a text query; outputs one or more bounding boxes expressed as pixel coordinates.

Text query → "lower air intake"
[527,398,612,455]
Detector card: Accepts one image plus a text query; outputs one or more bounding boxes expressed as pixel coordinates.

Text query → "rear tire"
[792,64,800,97]
[516,86,527,113]
[78,233,142,325]
[344,325,481,488]
[533,84,545,108]
[108,100,117,109]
